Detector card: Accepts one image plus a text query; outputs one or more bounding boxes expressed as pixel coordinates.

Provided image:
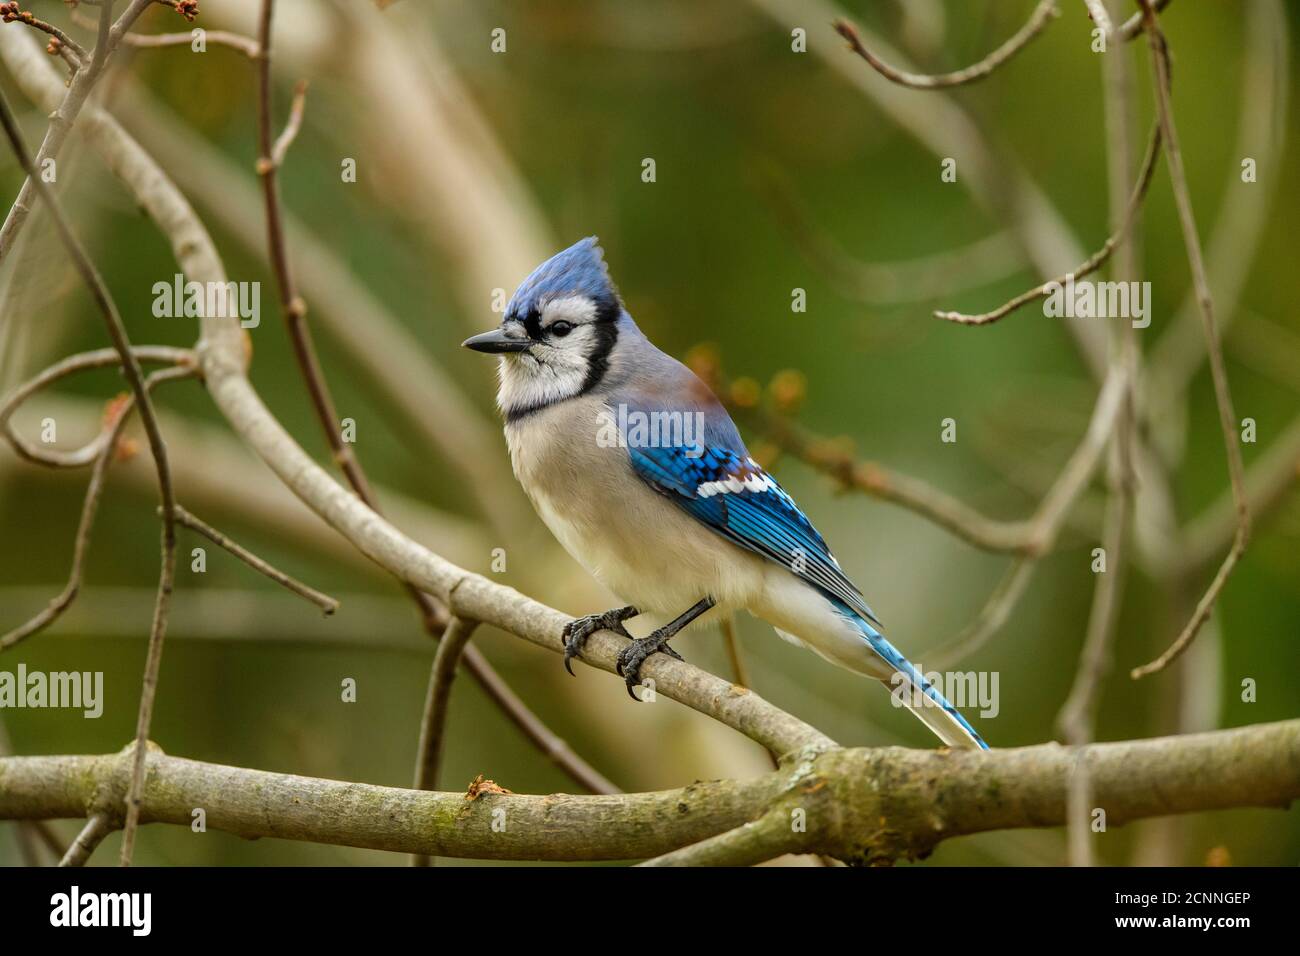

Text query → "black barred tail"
[858,617,988,750]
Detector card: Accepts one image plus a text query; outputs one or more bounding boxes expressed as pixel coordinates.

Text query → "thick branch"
[3,722,1295,863]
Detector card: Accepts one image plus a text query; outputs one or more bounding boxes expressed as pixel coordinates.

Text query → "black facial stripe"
[580,317,619,393]
[522,308,543,340]
[501,297,622,424]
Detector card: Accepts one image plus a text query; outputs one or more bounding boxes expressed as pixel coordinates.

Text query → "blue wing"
[628,443,881,626]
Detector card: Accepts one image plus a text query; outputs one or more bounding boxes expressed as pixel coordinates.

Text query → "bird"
[462,237,987,749]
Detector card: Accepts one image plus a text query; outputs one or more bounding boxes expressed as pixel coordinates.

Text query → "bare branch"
[0,345,194,468]
[58,813,113,867]
[169,504,339,615]
[833,2,1059,89]
[0,365,194,652]
[1079,0,1113,39]
[1118,0,1172,41]
[68,8,258,56]
[0,3,88,64]
[1131,1,1250,680]
[934,123,1162,326]
[639,807,803,866]
[3,722,1297,863]
[927,557,1036,669]
[928,365,1129,667]
[269,80,306,170]
[411,615,478,867]
[0,0,155,261]
[1171,415,1300,577]
[715,380,1044,554]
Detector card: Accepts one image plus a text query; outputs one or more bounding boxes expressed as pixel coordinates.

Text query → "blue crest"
[506,237,620,320]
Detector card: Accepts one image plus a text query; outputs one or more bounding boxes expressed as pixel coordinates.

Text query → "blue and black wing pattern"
[628,444,880,626]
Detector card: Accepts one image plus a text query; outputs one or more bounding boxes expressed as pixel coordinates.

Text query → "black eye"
[549,321,574,338]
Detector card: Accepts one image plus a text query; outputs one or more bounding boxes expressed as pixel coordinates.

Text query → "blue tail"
[848,609,989,750]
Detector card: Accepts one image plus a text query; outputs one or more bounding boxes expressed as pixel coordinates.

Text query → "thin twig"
[0,0,155,262]
[719,613,782,774]
[58,812,113,866]
[254,0,379,518]
[0,3,88,64]
[1079,0,1113,39]
[638,807,802,866]
[719,613,751,690]
[68,8,259,56]
[1143,0,1287,428]
[833,2,1059,89]
[1171,414,1300,577]
[29,821,67,861]
[268,80,306,170]
[0,346,194,468]
[927,557,1036,669]
[718,389,1042,554]
[1131,1,1250,680]
[934,122,1162,326]
[1118,0,1171,41]
[0,366,193,651]
[168,504,339,615]
[928,365,1129,667]
[410,615,477,867]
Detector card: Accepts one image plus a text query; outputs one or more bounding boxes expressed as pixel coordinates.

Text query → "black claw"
[561,605,639,676]
[615,631,685,701]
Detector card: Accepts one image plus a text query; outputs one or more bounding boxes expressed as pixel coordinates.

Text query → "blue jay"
[463,238,987,749]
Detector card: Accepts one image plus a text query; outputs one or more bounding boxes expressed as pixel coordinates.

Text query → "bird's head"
[463,237,625,420]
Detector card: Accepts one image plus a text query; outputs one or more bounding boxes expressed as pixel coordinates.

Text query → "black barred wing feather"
[628,444,880,626]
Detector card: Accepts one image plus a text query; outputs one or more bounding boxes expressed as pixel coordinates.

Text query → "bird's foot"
[616,630,684,700]
[561,605,639,675]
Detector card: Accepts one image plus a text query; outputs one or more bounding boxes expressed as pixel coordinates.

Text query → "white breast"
[504,398,769,625]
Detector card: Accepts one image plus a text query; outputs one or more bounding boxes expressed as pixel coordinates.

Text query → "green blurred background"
[0,0,1296,865]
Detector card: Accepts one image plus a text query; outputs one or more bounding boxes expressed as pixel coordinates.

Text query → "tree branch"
[0,0,154,261]
[4,721,1295,864]
[58,812,114,867]
[834,2,1059,90]
[169,503,339,615]
[0,345,194,468]
[1130,1,1250,680]
[411,615,477,867]
[934,123,1162,326]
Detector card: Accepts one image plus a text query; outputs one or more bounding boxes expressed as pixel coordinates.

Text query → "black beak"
[462,328,531,354]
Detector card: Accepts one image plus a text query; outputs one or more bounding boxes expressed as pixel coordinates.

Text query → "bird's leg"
[617,596,715,700]
[561,604,639,675]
